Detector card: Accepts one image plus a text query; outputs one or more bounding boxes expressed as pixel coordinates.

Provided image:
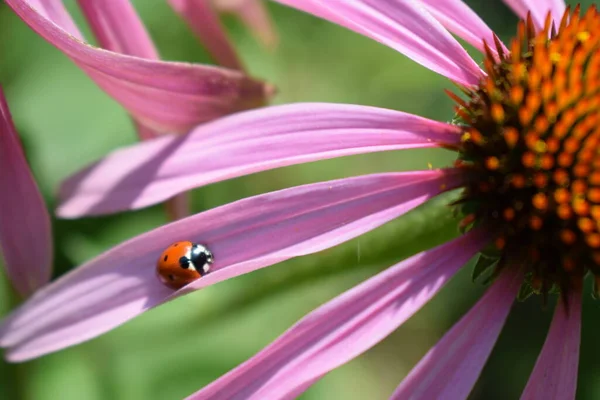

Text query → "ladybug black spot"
[163,255,168,262]
[179,256,190,269]
[168,274,175,281]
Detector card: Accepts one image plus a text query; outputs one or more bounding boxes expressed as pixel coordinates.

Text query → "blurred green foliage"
[0,0,598,399]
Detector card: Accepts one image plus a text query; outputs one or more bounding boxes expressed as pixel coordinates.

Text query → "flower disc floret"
[456,6,600,298]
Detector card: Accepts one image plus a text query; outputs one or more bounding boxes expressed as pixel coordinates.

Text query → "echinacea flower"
[0,0,593,398]
[0,86,52,297]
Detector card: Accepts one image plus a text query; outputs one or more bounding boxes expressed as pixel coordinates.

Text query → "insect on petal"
[1,169,462,361]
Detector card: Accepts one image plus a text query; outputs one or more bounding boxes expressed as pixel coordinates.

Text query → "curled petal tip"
[5,0,272,134]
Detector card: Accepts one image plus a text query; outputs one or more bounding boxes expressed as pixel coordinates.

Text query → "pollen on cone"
[453,5,600,295]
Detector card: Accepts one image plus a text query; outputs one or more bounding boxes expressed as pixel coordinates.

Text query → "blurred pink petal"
[76,0,159,59]
[5,0,270,134]
[75,0,195,219]
[164,192,191,221]
[77,0,168,142]
[57,103,461,217]
[168,0,245,71]
[419,0,508,56]
[25,0,84,39]
[1,170,460,361]
[547,0,567,20]
[520,288,581,400]
[189,231,487,400]
[214,0,278,49]
[0,87,52,297]
[502,0,566,30]
[391,266,523,400]
[133,120,161,141]
[273,0,483,86]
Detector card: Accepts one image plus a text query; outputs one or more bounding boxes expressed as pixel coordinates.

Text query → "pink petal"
[214,0,279,49]
[76,0,159,59]
[520,288,581,400]
[0,170,461,361]
[76,0,166,140]
[168,0,245,70]
[25,0,84,39]
[273,0,483,86]
[133,119,161,141]
[547,0,567,21]
[57,103,462,217]
[189,231,488,400]
[502,0,566,30]
[391,266,523,400]
[5,0,270,134]
[0,87,53,297]
[418,0,508,56]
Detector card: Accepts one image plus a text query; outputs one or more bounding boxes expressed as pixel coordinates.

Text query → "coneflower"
[1,1,591,399]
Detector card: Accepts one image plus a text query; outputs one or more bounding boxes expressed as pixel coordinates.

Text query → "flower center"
[454,5,600,298]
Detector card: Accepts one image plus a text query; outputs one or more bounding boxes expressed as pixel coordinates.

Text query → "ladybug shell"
[157,241,211,289]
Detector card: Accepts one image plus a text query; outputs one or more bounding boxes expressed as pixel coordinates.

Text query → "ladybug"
[157,241,214,289]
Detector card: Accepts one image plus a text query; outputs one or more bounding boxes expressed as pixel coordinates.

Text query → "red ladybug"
[157,241,214,289]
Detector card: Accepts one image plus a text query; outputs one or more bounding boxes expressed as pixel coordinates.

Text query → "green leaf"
[593,277,600,300]
[472,254,498,282]
[517,282,535,302]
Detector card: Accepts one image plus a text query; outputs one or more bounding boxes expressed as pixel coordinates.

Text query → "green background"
[0,0,598,398]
